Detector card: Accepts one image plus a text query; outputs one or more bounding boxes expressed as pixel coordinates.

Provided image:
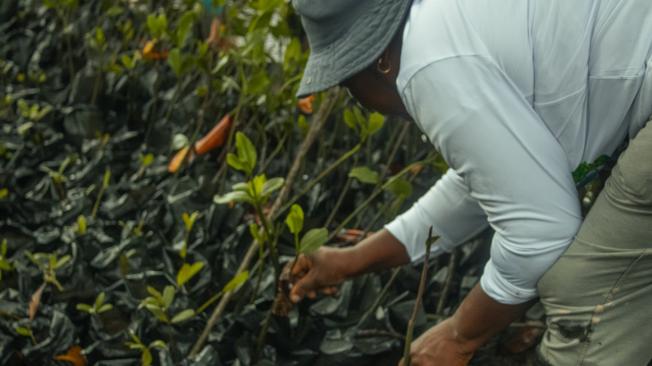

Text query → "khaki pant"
[537,121,652,366]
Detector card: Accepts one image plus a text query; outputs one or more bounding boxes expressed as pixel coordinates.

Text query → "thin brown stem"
[402,227,437,366]
[275,142,361,218]
[436,250,458,317]
[328,157,436,242]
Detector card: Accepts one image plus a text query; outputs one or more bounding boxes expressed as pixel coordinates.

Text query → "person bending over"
[288,1,652,365]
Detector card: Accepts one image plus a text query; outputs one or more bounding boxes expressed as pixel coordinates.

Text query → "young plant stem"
[255,306,275,358]
[188,88,343,360]
[91,183,106,219]
[248,250,267,304]
[354,267,401,330]
[353,167,419,235]
[324,154,359,228]
[254,202,280,275]
[379,120,410,181]
[436,250,457,317]
[258,132,288,173]
[402,228,437,366]
[276,142,361,218]
[324,176,352,228]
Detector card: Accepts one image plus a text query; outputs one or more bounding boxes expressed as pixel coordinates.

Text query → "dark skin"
[288,23,535,366]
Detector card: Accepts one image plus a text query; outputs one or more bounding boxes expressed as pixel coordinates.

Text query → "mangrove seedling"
[139,285,196,324]
[25,251,72,291]
[272,204,328,316]
[214,132,285,274]
[76,291,113,315]
[125,330,167,366]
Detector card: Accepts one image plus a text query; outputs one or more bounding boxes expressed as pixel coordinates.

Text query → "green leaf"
[125,342,146,351]
[140,153,154,167]
[353,107,366,126]
[349,166,379,185]
[176,261,205,287]
[76,303,93,313]
[175,11,195,46]
[95,292,106,308]
[17,99,29,117]
[343,108,357,130]
[31,105,52,121]
[213,190,253,205]
[55,255,71,269]
[146,286,163,302]
[129,330,143,344]
[168,48,183,76]
[146,14,158,36]
[146,13,167,38]
[142,348,153,366]
[76,215,87,235]
[139,297,158,309]
[234,132,257,176]
[162,285,175,308]
[285,204,304,235]
[126,342,145,350]
[226,153,247,173]
[170,309,195,323]
[299,228,328,254]
[248,223,266,244]
[95,27,106,48]
[102,168,111,188]
[98,303,113,313]
[0,260,12,271]
[149,340,167,350]
[120,53,136,70]
[232,182,249,191]
[145,303,169,322]
[181,211,199,232]
[367,112,385,136]
[297,114,309,135]
[386,177,413,198]
[107,5,123,17]
[15,327,32,337]
[262,177,284,197]
[250,175,266,199]
[284,37,303,67]
[222,271,249,293]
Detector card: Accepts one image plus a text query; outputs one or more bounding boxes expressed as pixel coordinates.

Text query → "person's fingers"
[290,271,318,303]
[321,286,338,296]
[290,255,311,278]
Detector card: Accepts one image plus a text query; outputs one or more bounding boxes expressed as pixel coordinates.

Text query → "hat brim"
[296,0,412,98]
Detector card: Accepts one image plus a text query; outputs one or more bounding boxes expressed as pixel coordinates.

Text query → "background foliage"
[0,1,536,365]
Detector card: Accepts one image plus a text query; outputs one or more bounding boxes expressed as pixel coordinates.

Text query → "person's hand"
[286,246,352,303]
[398,318,476,366]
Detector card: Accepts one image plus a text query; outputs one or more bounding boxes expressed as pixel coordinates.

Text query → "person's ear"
[376,48,392,75]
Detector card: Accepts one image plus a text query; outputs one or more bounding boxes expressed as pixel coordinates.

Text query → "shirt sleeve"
[400,56,583,304]
[385,168,489,262]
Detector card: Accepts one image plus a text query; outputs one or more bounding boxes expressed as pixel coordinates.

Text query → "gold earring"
[377,57,392,74]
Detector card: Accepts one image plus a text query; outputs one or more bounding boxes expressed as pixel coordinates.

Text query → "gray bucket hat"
[292,0,412,97]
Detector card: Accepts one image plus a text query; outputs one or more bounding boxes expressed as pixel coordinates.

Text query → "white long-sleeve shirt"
[386,0,652,304]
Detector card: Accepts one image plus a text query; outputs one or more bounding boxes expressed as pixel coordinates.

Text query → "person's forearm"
[341,228,411,278]
[450,284,536,351]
